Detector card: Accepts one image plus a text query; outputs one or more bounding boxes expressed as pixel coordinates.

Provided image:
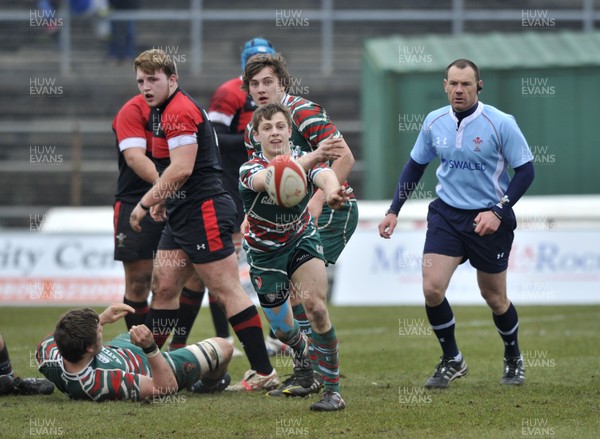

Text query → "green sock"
[310,325,340,393]
[292,303,317,370]
[278,320,307,364]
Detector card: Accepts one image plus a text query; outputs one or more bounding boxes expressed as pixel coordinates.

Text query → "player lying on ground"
[36,304,232,401]
[239,103,348,411]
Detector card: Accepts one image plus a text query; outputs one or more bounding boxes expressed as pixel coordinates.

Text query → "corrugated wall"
[363,31,600,199]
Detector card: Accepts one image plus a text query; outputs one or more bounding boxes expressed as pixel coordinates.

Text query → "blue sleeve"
[388,158,428,214]
[505,161,535,206]
[491,161,535,218]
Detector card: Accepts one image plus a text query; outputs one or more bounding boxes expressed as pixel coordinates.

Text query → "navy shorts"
[158,194,236,264]
[113,201,164,261]
[423,199,516,274]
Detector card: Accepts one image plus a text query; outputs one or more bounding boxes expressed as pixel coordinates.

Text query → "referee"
[379,59,535,388]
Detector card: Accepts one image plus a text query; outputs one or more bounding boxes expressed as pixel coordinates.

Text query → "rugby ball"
[264,155,308,208]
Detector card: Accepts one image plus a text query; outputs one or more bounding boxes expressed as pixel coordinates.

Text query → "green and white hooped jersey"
[244,93,340,157]
[239,147,332,253]
[36,333,150,401]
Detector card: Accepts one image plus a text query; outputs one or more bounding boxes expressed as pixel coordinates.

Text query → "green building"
[362,31,600,199]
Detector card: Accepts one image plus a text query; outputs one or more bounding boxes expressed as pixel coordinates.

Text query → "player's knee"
[187,338,231,373]
[481,292,508,313]
[126,275,151,301]
[423,282,446,306]
[150,274,178,301]
[303,301,329,329]
[185,275,206,293]
[209,337,233,365]
[220,338,234,364]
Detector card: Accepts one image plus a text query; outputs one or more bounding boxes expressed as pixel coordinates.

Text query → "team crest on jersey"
[472,137,483,152]
[255,276,262,289]
[183,362,196,374]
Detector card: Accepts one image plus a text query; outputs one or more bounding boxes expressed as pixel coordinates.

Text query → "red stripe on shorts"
[201,199,224,252]
[113,201,122,240]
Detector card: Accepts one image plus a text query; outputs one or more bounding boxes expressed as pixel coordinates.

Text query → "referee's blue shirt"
[411,102,533,210]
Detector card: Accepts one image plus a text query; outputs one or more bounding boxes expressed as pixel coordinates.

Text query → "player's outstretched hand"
[315,135,344,162]
[129,204,147,232]
[99,303,135,325]
[378,213,398,239]
[129,325,155,350]
[326,186,350,210]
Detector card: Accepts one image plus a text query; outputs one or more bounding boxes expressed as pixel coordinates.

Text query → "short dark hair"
[251,102,293,133]
[242,53,291,93]
[445,58,480,83]
[54,308,99,363]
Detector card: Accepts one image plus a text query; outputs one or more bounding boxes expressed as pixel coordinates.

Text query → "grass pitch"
[0,305,598,438]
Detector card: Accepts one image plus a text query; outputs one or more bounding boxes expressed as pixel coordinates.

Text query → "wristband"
[491,206,503,221]
[491,195,510,221]
[139,202,151,211]
[143,342,158,354]
[146,348,161,358]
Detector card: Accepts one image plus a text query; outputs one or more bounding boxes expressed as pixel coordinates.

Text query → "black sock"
[171,287,205,347]
[425,298,459,359]
[209,295,230,338]
[123,296,149,330]
[0,343,13,377]
[229,306,272,375]
[493,302,521,358]
[145,308,179,348]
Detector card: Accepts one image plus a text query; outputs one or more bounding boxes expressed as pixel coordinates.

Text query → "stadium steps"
[2,0,552,227]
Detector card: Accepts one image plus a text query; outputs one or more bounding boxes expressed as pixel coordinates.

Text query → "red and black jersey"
[112,95,154,204]
[208,76,256,134]
[150,88,225,209]
[208,76,256,218]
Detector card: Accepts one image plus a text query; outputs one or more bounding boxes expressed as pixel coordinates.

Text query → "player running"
[242,53,358,395]
[208,37,289,357]
[239,103,348,411]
